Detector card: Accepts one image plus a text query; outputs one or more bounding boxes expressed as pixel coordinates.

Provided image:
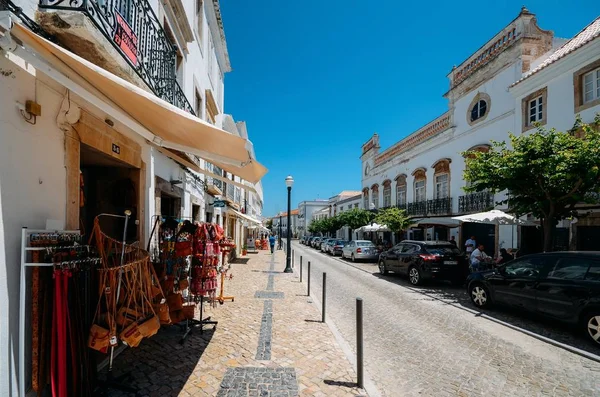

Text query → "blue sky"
[219,1,597,217]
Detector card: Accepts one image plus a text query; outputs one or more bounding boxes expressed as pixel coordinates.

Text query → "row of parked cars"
[301,235,600,346]
[301,236,379,262]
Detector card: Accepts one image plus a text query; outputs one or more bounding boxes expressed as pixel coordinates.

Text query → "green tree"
[374,207,410,235]
[337,208,376,240]
[463,118,600,252]
[307,219,321,234]
[266,218,273,231]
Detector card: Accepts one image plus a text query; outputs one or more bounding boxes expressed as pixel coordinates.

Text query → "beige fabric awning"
[10,24,267,183]
[229,208,262,225]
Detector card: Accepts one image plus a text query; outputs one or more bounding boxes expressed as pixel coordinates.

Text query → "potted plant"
[242,244,248,256]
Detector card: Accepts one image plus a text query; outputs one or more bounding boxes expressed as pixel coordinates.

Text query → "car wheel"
[341,252,345,259]
[469,283,491,308]
[351,254,356,262]
[408,266,422,286]
[378,261,388,275]
[583,311,600,345]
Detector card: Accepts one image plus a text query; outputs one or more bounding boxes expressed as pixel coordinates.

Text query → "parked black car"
[466,252,600,345]
[378,240,468,286]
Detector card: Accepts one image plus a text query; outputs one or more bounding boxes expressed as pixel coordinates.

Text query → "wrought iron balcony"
[458,191,494,213]
[427,197,452,215]
[396,203,407,211]
[407,201,427,216]
[39,0,195,114]
[2,0,54,39]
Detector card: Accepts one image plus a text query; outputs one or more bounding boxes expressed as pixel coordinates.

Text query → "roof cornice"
[509,38,600,97]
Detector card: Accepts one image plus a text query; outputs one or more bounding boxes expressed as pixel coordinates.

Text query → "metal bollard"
[322,273,327,323]
[307,261,311,297]
[356,298,364,389]
[300,256,303,282]
[292,250,295,268]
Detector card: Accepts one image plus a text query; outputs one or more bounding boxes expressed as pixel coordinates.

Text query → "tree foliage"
[463,117,600,251]
[337,208,375,232]
[374,207,410,234]
[265,218,273,231]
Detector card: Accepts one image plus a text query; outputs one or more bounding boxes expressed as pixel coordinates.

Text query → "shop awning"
[9,24,268,183]
[410,217,461,228]
[228,208,262,225]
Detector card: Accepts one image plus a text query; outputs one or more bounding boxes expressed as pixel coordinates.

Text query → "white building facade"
[297,200,329,237]
[360,7,592,255]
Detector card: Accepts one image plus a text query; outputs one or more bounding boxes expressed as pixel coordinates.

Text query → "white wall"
[362,64,520,213]
[0,55,68,396]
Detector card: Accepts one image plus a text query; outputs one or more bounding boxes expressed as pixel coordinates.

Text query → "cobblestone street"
[103,250,363,396]
[292,242,600,397]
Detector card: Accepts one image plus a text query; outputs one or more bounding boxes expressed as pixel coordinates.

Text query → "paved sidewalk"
[104,250,365,396]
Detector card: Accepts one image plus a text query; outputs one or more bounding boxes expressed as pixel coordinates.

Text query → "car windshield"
[357,242,375,247]
[425,245,461,255]
[335,240,346,245]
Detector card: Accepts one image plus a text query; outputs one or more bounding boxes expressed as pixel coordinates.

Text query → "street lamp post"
[278,214,282,250]
[284,175,294,273]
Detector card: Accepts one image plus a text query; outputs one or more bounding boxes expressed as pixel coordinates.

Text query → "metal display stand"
[146,215,217,343]
[18,227,81,397]
[95,211,137,394]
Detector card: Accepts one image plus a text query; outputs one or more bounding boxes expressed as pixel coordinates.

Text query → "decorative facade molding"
[374,112,451,167]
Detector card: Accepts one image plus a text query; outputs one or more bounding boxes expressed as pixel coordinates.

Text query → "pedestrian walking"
[269,234,276,254]
[465,235,477,254]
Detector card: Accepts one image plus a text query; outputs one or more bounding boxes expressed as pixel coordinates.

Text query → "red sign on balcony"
[113,11,138,66]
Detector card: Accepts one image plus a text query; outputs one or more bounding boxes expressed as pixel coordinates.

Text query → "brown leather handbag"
[137,316,160,338]
[166,293,183,311]
[88,324,111,353]
[120,322,144,348]
[153,303,171,324]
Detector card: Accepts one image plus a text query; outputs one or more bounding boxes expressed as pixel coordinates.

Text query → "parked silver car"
[341,240,378,262]
[321,238,333,253]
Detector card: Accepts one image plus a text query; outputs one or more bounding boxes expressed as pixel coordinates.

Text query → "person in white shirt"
[470,244,489,271]
[465,236,477,254]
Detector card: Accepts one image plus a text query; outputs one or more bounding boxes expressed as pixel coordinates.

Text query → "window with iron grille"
[415,180,426,202]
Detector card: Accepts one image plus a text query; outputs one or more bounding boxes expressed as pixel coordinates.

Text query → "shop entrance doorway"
[80,143,141,242]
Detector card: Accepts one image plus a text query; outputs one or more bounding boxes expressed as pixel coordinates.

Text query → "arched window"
[371,184,379,209]
[471,100,487,121]
[432,159,451,199]
[382,180,392,207]
[412,169,426,203]
[395,174,407,207]
[362,188,369,209]
[467,92,491,125]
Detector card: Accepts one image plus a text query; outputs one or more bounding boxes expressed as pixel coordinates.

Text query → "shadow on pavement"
[324,379,358,388]
[373,272,600,355]
[96,325,215,395]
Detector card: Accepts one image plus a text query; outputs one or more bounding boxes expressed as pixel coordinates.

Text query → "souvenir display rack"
[19,228,96,397]
[90,212,163,394]
[148,216,226,342]
[215,241,235,304]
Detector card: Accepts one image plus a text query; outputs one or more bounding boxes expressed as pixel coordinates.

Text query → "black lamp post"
[278,214,282,250]
[284,175,294,273]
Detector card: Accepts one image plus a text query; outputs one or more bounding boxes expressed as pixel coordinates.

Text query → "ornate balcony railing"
[407,201,427,216]
[396,203,407,211]
[458,191,494,213]
[2,0,54,40]
[39,0,194,114]
[427,197,452,215]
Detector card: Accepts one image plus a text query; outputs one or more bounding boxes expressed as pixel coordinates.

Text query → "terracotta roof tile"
[513,16,600,86]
